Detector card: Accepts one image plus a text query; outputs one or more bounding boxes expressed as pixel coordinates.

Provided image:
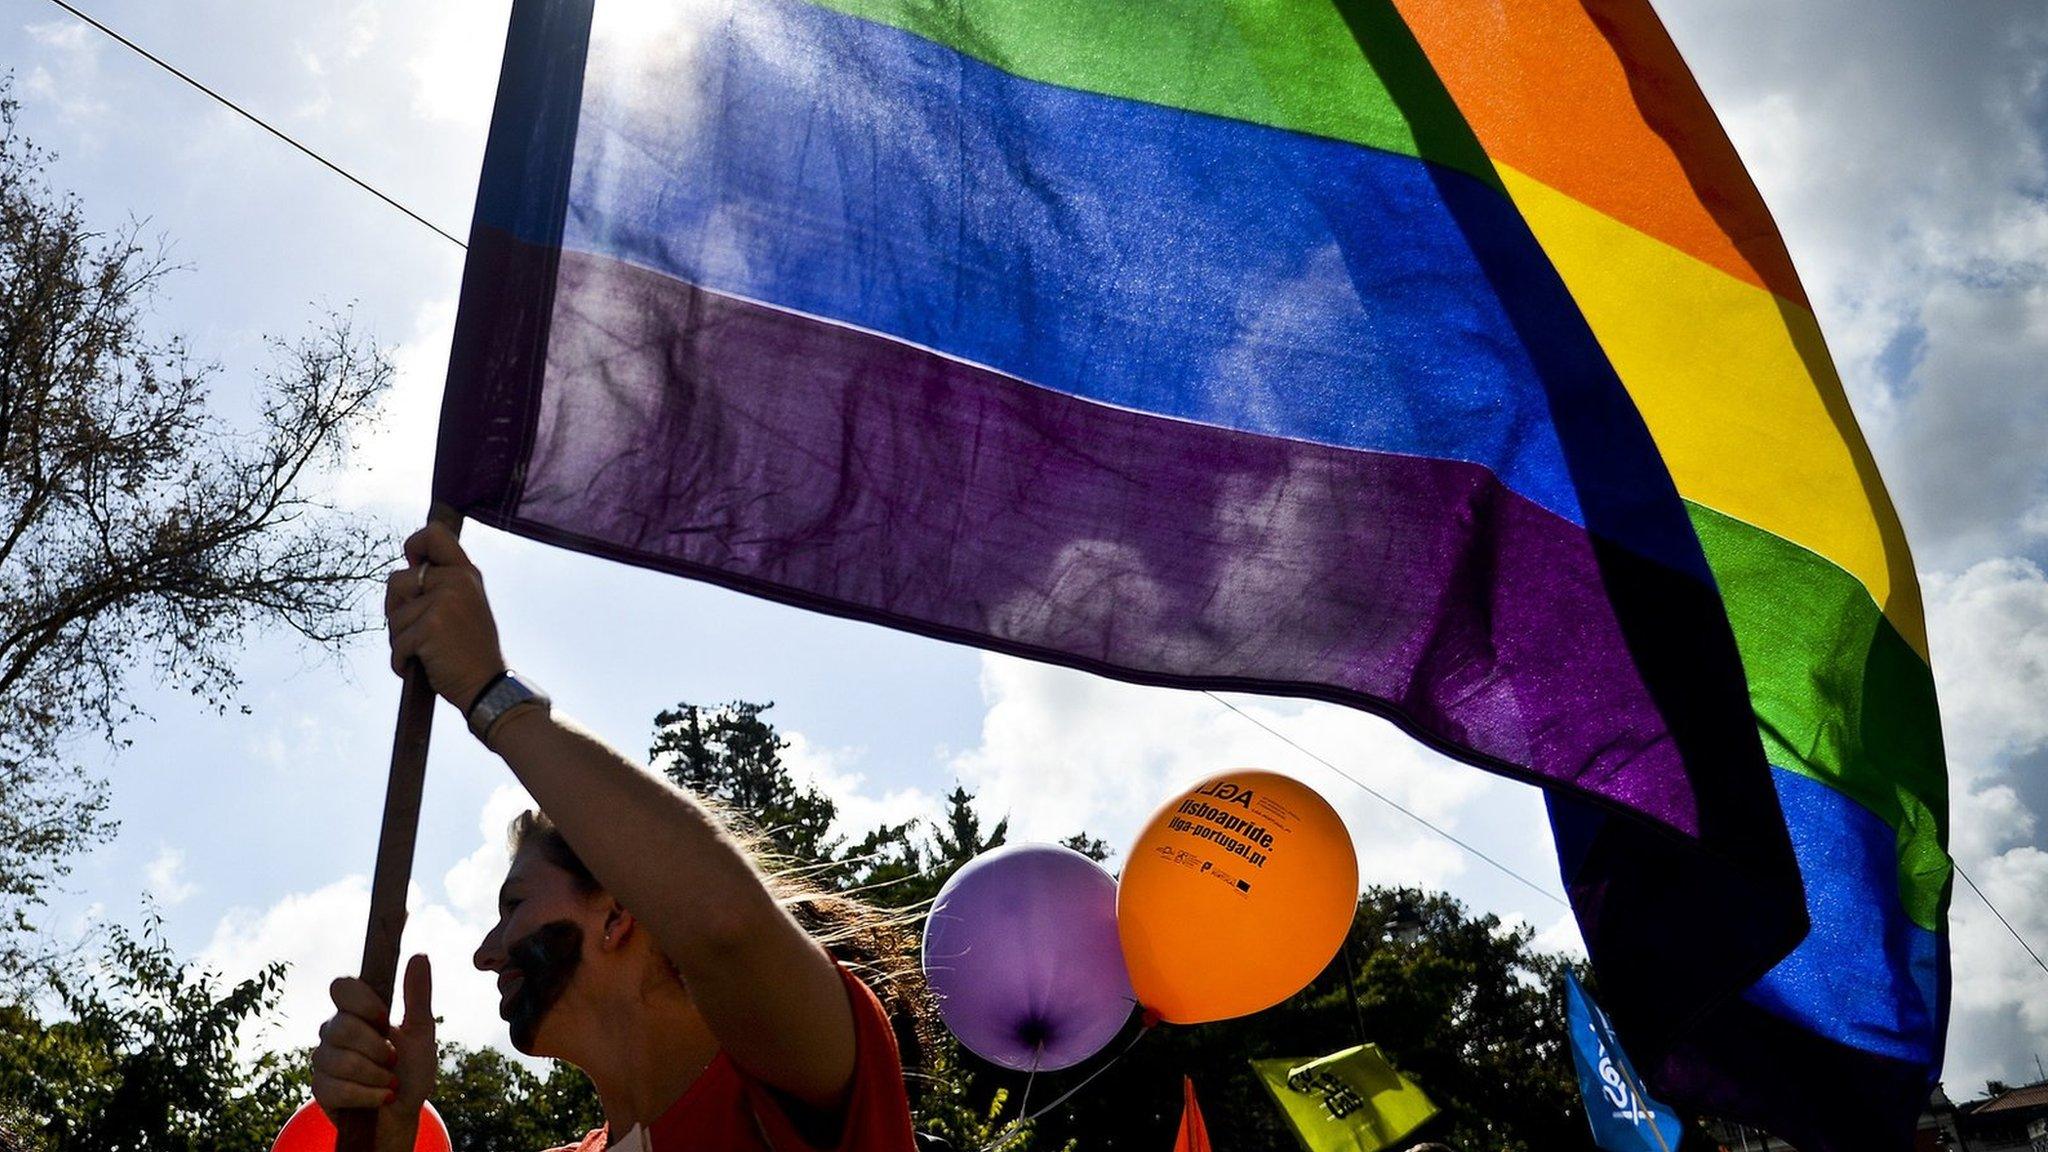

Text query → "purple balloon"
[922,842,1136,1071]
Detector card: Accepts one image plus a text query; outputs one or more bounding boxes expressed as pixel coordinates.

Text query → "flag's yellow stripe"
[1498,164,1928,660]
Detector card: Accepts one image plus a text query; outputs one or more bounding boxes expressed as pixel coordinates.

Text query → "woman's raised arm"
[384,523,858,1106]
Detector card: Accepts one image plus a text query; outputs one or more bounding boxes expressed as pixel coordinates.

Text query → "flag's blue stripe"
[1742,767,1941,1064]
[524,0,1710,581]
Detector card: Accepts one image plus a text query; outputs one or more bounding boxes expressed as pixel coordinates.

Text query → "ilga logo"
[1590,1027,1658,1125]
[1195,780,1256,808]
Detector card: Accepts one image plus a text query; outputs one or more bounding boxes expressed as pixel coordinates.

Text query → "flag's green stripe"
[1689,503,1948,929]
[805,0,1500,188]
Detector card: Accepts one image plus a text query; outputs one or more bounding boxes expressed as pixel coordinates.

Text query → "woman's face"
[473,843,607,1056]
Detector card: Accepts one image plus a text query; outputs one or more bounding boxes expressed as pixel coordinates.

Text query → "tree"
[433,1043,602,1152]
[0,84,395,984]
[648,700,840,864]
[0,911,304,1150]
[932,784,1008,868]
[839,783,1015,913]
[1058,832,1109,862]
[835,816,933,908]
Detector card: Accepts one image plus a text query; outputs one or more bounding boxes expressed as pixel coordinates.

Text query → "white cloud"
[1921,557,2048,1090]
[406,0,511,129]
[1925,557,2048,808]
[779,731,936,842]
[1943,845,2048,1095]
[202,783,541,1066]
[20,19,110,124]
[1886,286,2048,563]
[946,654,1568,925]
[333,297,457,517]
[143,846,198,907]
[1927,558,2048,759]
[341,2,383,62]
[444,784,542,926]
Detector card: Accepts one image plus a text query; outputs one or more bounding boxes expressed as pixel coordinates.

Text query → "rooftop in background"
[1966,1079,2048,1116]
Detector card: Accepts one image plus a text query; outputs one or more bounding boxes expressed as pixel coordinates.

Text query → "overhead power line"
[42,0,2048,994]
[1955,860,2048,978]
[42,0,467,249]
[1203,691,1570,910]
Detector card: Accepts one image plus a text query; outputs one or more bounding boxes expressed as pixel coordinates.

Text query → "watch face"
[471,673,547,739]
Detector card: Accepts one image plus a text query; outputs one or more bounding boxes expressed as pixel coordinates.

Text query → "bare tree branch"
[0,82,400,983]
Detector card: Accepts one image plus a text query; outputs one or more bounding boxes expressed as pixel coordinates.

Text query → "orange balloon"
[271,1099,452,1152]
[1118,770,1358,1024]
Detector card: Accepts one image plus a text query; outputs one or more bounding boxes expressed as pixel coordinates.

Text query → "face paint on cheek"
[504,920,584,1053]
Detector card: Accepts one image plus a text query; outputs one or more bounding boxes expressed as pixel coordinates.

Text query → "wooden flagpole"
[335,502,463,1152]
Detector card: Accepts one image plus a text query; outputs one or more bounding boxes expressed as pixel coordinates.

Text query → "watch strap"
[466,669,550,742]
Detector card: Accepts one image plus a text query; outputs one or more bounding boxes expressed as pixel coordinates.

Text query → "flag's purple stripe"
[505,246,1716,832]
[546,0,1714,584]
[1651,992,1932,1152]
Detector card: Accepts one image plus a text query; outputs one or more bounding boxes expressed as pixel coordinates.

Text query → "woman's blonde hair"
[506,805,940,1071]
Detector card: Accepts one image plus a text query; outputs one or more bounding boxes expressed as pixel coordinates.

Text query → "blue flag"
[1566,972,1685,1152]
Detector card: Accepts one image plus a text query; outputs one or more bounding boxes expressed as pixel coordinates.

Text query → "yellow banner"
[1250,1044,1438,1152]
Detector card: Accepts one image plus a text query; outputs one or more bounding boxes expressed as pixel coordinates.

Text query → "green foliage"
[836,816,931,905]
[433,1044,602,1152]
[0,912,302,1150]
[932,784,1008,867]
[1058,833,1110,862]
[0,1001,108,1147]
[913,1040,1076,1152]
[0,919,603,1151]
[649,700,842,864]
[848,783,1012,912]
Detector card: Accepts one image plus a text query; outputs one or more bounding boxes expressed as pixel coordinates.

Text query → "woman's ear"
[600,903,637,952]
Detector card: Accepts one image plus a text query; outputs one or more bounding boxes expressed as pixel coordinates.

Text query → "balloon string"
[1013,1046,1041,1127]
[1338,935,1368,1048]
[976,1022,1153,1152]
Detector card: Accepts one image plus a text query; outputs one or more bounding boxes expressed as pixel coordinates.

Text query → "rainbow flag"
[1383,6,1948,1148]
[433,3,1944,1147]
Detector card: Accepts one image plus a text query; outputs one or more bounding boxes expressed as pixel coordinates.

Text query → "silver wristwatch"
[466,669,551,743]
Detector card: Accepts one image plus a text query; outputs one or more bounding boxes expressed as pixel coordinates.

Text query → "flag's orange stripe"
[1393,0,1809,309]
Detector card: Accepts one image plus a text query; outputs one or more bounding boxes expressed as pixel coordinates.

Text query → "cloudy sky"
[3,0,2044,1101]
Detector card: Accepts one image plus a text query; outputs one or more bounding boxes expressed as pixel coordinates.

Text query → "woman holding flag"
[309,524,921,1151]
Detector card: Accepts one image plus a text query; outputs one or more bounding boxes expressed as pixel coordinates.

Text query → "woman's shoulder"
[737,961,917,1150]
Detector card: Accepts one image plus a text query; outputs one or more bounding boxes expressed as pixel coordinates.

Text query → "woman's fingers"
[387,594,442,677]
[318,1010,398,1066]
[403,522,470,569]
[314,975,405,1114]
[311,1069,393,1112]
[328,976,391,1026]
[399,953,434,1036]
[312,1038,398,1091]
[382,533,502,694]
